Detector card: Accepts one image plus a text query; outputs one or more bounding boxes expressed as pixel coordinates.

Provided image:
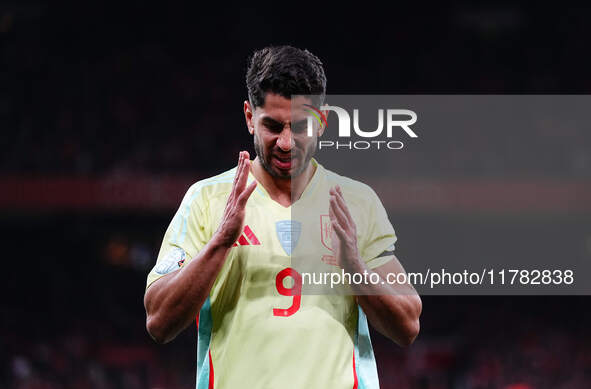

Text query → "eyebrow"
[261,117,309,129]
[261,116,285,129]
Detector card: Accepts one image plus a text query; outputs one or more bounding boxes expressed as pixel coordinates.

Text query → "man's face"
[247,93,323,180]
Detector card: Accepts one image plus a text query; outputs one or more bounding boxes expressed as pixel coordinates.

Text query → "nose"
[276,127,295,152]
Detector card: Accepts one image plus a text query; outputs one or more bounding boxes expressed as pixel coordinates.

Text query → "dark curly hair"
[246,45,327,109]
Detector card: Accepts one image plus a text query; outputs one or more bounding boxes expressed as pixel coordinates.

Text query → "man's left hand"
[329,185,364,273]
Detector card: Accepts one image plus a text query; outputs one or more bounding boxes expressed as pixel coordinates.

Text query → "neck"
[251,157,316,207]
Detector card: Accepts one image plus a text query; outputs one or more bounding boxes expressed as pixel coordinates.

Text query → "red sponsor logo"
[232,225,261,247]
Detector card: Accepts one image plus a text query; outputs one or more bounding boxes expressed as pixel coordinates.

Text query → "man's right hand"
[145,151,258,344]
[214,151,258,248]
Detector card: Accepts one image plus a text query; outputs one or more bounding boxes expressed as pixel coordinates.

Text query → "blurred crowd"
[3,297,589,389]
[374,298,591,389]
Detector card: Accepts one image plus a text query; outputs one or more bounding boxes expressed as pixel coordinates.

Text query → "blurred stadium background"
[1,2,590,389]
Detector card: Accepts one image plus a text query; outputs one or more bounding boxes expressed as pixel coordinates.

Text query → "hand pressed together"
[329,185,363,272]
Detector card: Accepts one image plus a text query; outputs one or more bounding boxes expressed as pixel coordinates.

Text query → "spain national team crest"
[320,215,338,266]
[275,220,301,256]
[320,215,333,251]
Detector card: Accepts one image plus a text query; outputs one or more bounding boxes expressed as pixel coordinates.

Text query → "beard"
[253,132,316,179]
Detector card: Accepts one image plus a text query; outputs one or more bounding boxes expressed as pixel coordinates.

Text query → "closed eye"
[261,117,285,133]
[291,119,310,135]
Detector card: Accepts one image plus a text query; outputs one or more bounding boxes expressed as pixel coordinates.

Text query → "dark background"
[1,2,590,388]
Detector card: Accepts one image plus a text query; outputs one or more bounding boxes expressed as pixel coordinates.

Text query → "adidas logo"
[232,225,261,247]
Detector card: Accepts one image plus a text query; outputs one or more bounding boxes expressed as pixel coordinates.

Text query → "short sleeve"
[146,184,211,289]
[360,188,397,270]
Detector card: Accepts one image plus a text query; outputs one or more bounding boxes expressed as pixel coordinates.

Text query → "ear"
[244,100,255,135]
[318,109,329,137]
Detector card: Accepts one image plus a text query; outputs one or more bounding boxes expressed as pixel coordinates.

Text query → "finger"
[331,219,348,241]
[328,194,338,222]
[236,158,250,193]
[229,153,245,204]
[330,196,350,238]
[233,152,244,187]
[330,188,347,216]
[330,195,350,232]
[328,196,340,239]
[238,180,258,207]
[235,151,249,186]
[334,186,354,226]
[328,201,339,233]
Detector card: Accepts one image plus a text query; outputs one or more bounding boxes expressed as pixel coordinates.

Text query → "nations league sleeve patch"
[154,247,186,275]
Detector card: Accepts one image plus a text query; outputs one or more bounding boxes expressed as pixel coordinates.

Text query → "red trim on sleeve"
[352,353,358,389]
[208,349,214,389]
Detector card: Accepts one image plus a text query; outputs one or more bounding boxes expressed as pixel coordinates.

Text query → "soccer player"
[144,46,421,389]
